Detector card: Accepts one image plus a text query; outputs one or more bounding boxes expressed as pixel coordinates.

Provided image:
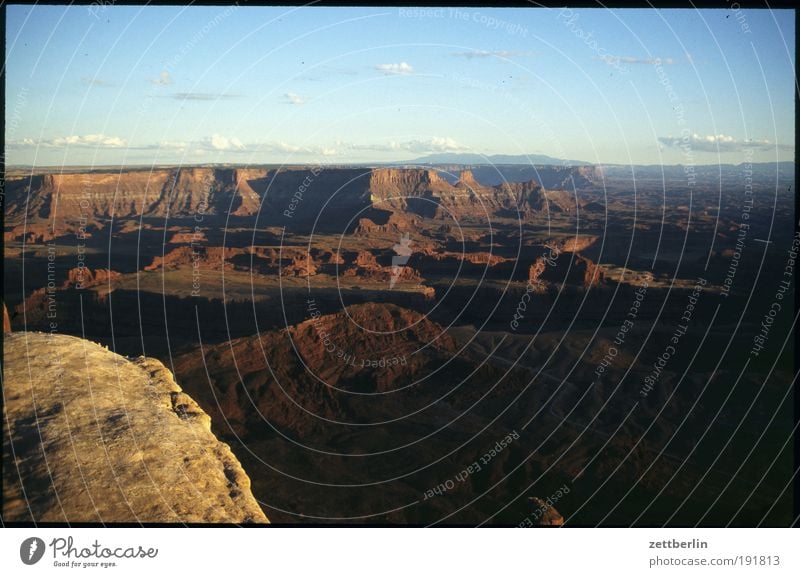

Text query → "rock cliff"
[2,332,268,523]
[5,167,582,227]
[3,168,265,224]
[3,303,11,333]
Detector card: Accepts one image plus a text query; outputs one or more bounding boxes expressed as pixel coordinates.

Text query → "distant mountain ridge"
[402,153,591,166]
[388,155,794,188]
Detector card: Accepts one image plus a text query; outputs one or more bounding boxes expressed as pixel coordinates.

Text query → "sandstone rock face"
[2,332,268,523]
[577,255,604,287]
[528,252,604,288]
[3,168,265,224]
[354,212,419,235]
[168,230,208,244]
[282,255,318,277]
[3,303,11,333]
[339,250,423,284]
[322,250,345,265]
[504,181,575,214]
[14,287,52,320]
[62,267,122,289]
[368,168,450,199]
[388,265,422,284]
[528,497,565,526]
[4,222,59,244]
[553,234,599,253]
[528,257,548,284]
[5,167,580,229]
[353,250,380,268]
[144,246,246,271]
[455,169,481,191]
[426,250,509,267]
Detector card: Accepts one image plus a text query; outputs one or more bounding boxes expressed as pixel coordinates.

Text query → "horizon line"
[5,160,795,171]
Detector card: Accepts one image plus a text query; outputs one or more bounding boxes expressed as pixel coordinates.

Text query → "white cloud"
[268,142,301,153]
[145,135,245,153]
[151,70,173,86]
[658,133,792,153]
[375,62,414,75]
[415,136,467,153]
[346,137,468,154]
[207,134,245,151]
[144,139,319,156]
[7,134,128,149]
[250,142,341,157]
[10,134,461,159]
[285,92,306,105]
[8,138,37,148]
[49,134,128,148]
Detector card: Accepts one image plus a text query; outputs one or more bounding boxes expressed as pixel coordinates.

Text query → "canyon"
[4,163,795,525]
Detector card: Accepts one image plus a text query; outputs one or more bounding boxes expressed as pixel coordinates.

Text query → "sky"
[4,5,796,166]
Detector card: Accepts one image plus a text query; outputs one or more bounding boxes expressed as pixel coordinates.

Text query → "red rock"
[282,255,317,277]
[3,303,11,333]
[62,267,122,289]
[528,257,548,283]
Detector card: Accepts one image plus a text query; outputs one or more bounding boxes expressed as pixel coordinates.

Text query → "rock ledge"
[2,332,268,523]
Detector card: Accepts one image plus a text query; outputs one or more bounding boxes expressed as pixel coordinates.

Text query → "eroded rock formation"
[62,267,122,289]
[4,167,586,227]
[282,254,318,277]
[2,332,268,523]
[354,212,419,235]
[528,497,565,526]
[173,303,456,436]
[528,252,604,288]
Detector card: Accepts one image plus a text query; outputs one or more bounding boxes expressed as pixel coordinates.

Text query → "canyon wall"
[4,166,593,226]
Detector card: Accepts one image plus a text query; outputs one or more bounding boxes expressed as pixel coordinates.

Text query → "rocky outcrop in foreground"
[2,332,268,523]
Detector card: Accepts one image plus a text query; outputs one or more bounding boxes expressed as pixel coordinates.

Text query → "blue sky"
[5,5,795,166]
